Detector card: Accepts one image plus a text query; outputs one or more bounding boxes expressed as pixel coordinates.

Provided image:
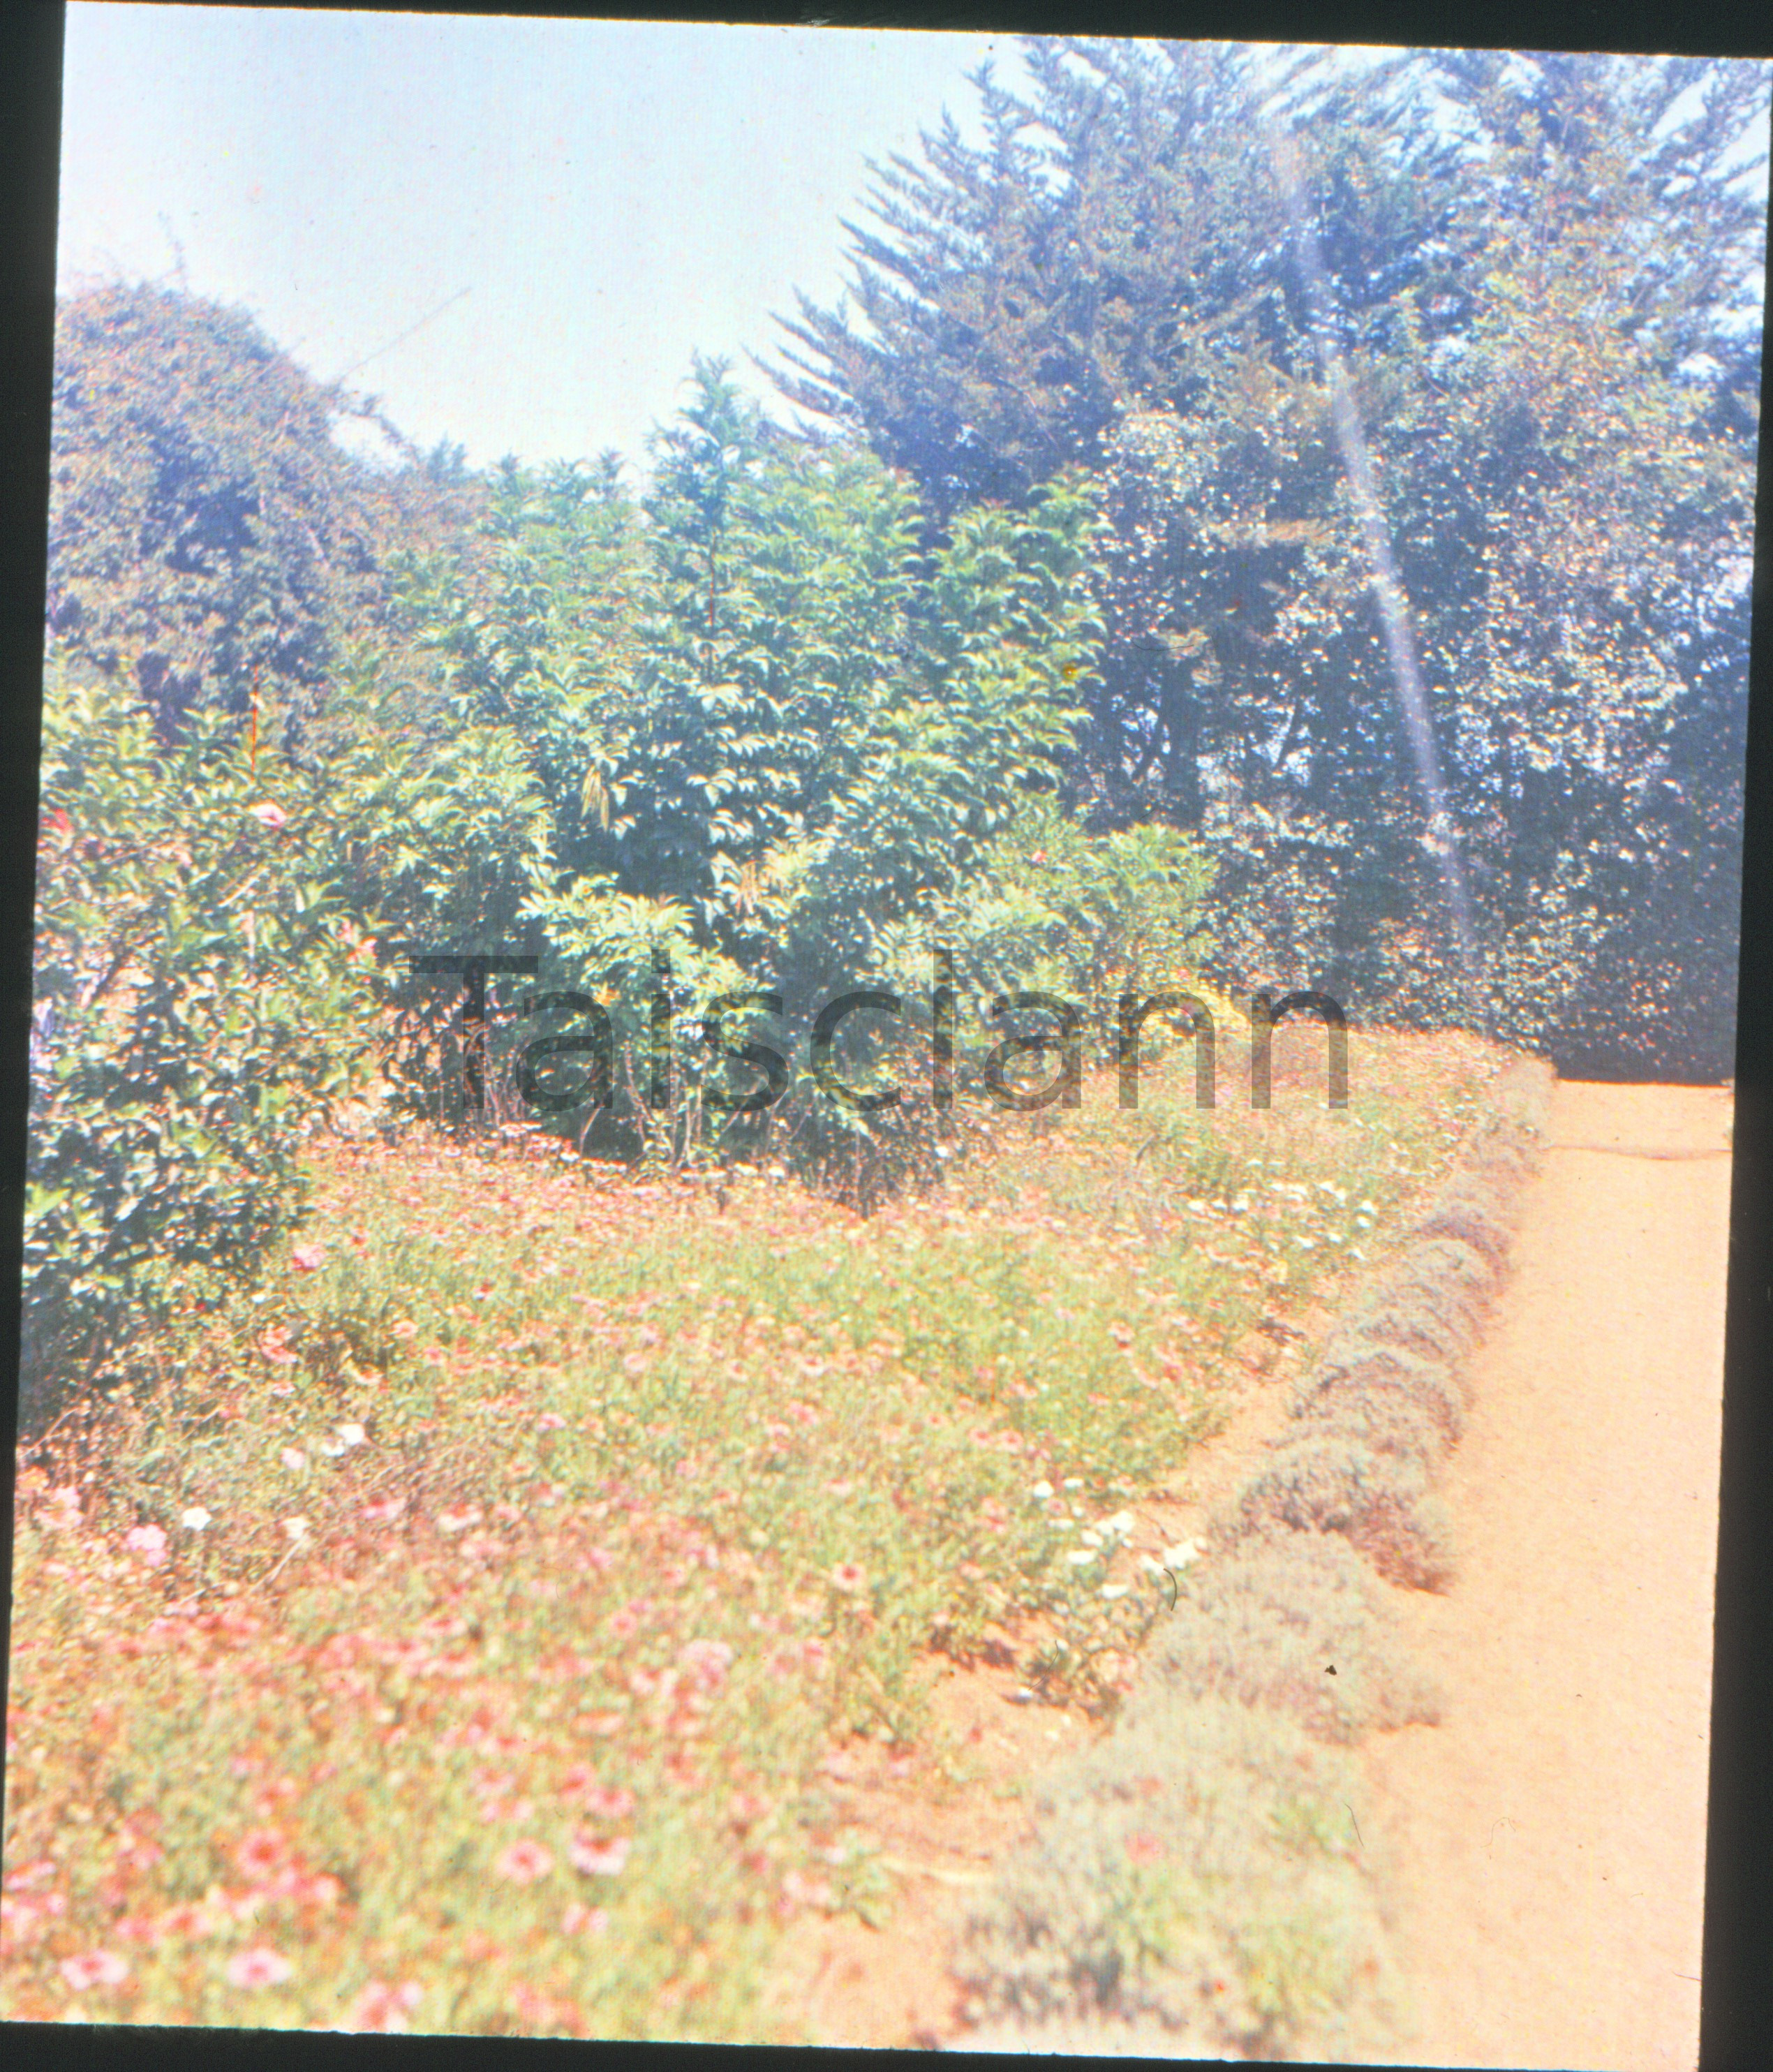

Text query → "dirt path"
[1359,1081,1732,2072]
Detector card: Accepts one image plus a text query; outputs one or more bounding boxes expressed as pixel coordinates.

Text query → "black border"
[3,6,1770,2072]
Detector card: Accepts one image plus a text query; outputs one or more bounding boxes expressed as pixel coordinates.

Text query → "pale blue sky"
[57,5,1025,470]
[56,9,1770,478]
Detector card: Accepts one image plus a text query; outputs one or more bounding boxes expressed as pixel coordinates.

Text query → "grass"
[6,1026,1505,2039]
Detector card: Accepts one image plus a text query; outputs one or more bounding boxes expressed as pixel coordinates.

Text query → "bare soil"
[1358,1081,1731,2072]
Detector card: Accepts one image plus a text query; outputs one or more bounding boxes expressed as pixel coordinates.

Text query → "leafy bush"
[23,661,381,1423]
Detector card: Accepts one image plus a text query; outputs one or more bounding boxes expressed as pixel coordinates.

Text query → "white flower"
[1078,1526,1104,1548]
[1066,1549,1098,1567]
[281,1516,312,1544]
[1062,1477,1084,1490]
[1099,1511,1135,1539]
[180,1506,212,1532]
[1162,1539,1204,1570]
[336,1423,367,1449]
[1101,1583,1130,1599]
[318,1438,348,1458]
[1030,1481,1053,1500]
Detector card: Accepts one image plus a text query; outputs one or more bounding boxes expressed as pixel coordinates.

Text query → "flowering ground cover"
[5,1026,1502,2039]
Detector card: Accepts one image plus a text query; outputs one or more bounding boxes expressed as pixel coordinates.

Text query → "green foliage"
[776,40,1767,1074]
[47,281,412,742]
[24,660,382,1423]
[461,363,1122,1157]
[873,800,1214,1079]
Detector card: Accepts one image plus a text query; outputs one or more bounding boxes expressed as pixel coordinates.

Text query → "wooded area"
[29,40,1768,1389]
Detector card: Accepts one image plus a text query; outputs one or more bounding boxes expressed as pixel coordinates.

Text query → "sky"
[55,8,1770,478]
[57,5,1025,471]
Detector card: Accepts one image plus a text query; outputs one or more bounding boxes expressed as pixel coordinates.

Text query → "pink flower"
[124,1523,168,1568]
[583,1784,636,1822]
[59,1951,128,1991]
[1125,1830,1165,1867]
[361,1495,406,1524]
[249,801,288,829]
[227,1946,294,1988]
[537,1412,567,1431]
[280,1448,307,1473]
[829,1562,866,1594]
[561,1902,609,1937]
[343,1980,422,2033]
[40,1486,82,1532]
[390,1319,417,1340]
[438,1506,482,1535]
[291,1242,326,1273]
[568,1833,631,1877]
[235,1829,285,1880]
[494,1840,554,1884]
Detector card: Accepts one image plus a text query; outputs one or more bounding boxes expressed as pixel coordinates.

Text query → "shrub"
[1298,1374,1460,1472]
[1135,1534,1442,1744]
[23,661,380,1426]
[1298,1342,1469,1446]
[1402,1169,1518,1270]
[1232,1437,1458,1593]
[954,1697,1391,2059]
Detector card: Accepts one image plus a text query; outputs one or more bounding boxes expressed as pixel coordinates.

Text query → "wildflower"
[124,1523,168,1568]
[1125,1831,1165,1867]
[280,1448,307,1473]
[343,1980,422,2033]
[181,1506,213,1532]
[40,1486,82,1532]
[437,1507,482,1535]
[226,1946,294,1988]
[59,1952,128,1991]
[361,1495,406,1524]
[561,1903,609,1937]
[281,1516,312,1545]
[727,1791,769,1832]
[1101,1583,1130,1599]
[1162,1539,1204,1570]
[568,1833,631,1877]
[1030,1480,1054,1500]
[1066,1549,1097,1567]
[537,1412,567,1431]
[235,1830,286,1880]
[248,801,288,830]
[494,1841,554,1884]
[291,1242,326,1273]
[678,1638,735,1687]
[390,1319,417,1340]
[829,1562,866,1594]
[583,1784,636,1821]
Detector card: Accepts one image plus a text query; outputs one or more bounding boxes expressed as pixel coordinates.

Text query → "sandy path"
[1359,1081,1732,2072]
